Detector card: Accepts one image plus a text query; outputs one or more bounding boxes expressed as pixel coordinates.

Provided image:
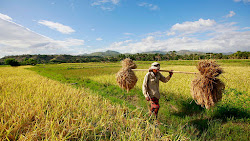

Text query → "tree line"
[1,51,249,66]
[122,51,249,61]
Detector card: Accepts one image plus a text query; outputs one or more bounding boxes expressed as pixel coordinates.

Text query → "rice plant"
[0,66,174,140]
[26,60,250,140]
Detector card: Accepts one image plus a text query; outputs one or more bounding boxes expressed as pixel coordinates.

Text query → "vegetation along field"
[1,59,249,140]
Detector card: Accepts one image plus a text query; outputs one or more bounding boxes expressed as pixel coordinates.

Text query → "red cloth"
[150,97,160,115]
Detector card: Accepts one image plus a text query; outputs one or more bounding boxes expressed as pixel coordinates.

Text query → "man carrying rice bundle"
[142,62,173,120]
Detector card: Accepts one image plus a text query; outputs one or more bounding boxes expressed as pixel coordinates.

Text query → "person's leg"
[150,98,160,118]
[150,108,155,116]
[148,103,152,116]
[154,108,159,119]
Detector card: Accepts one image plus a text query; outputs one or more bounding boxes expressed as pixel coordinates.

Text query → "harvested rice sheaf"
[122,58,137,69]
[116,58,138,92]
[191,60,225,109]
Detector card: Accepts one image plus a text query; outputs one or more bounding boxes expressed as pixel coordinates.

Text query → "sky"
[0,0,250,57]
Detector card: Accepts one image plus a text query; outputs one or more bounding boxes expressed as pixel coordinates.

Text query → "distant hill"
[176,50,205,55]
[87,50,120,57]
[141,50,205,55]
[80,50,233,56]
[222,52,234,55]
[141,51,167,54]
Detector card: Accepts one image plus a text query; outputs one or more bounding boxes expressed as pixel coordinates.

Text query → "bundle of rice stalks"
[116,58,138,93]
[122,58,137,69]
[197,60,223,77]
[191,60,225,109]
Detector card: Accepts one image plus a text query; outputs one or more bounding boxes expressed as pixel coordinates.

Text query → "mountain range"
[84,50,121,57]
[82,50,233,57]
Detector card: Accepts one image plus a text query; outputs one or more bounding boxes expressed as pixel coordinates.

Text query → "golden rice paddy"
[0,66,168,140]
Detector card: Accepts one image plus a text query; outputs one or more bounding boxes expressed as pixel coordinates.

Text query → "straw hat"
[151,62,160,70]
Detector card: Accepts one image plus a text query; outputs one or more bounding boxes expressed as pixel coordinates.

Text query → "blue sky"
[0,0,250,57]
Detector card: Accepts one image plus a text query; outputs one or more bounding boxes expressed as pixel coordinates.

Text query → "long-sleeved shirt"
[142,72,171,99]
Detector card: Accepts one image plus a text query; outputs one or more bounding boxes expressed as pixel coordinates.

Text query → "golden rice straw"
[116,58,138,93]
[191,60,225,109]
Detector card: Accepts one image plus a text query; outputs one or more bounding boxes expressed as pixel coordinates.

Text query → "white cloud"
[226,11,236,18]
[167,18,238,36]
[138,2,159,10]
[207,22,238,35]
[96,37,103,41]
[107,19,250,53]
[55,38,84,46]
[108,36,199,53]
[100,6,114,11]
[91,0,103,6]
[92,0,119,6]
[0,17,84,57]
[91,0,120,11]
[242,27,250,30]
[233,0,250,3]
[146,31,166,37]
[167,31,176,36]
[38,20,75,34]
[109,40,132,49]
[0,13,12,21]
[124,32,134,36]
[108,32,250,53]
[111,0,119,5]
[170,18,216,35]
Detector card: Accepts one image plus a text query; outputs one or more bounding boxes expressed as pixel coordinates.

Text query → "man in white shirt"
[142,62,173,119]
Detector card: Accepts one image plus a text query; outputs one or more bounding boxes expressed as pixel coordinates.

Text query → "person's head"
[153,69,159,73]
[150,62,160,73]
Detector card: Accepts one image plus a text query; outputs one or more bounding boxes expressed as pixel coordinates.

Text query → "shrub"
[22,58,37,65]
[4,58,20,66]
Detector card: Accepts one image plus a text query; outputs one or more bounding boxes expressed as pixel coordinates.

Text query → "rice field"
[1,59,249,140]
[0,67,173,140]
[88,63,250,97]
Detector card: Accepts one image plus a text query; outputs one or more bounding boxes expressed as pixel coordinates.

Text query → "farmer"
[142,62,173,119]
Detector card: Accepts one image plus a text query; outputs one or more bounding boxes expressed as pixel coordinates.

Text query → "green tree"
[4,58,20,66]
[118,54,126,60]
[27,58,37,65]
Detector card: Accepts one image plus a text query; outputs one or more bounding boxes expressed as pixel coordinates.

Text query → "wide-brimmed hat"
[151,62,160,70]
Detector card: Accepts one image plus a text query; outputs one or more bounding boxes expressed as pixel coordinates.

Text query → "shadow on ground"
[212,105,250,120]
[161,92,206,117]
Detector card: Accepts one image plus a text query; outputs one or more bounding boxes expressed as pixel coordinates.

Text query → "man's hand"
[169,70,173,77]
[146,97,150,101]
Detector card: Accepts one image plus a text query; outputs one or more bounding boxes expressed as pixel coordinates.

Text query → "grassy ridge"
[0,67,175,140]
[28,60,250,140]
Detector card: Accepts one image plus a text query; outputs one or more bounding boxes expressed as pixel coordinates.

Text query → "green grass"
[28,60,250,140]
[216,59,250,66]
